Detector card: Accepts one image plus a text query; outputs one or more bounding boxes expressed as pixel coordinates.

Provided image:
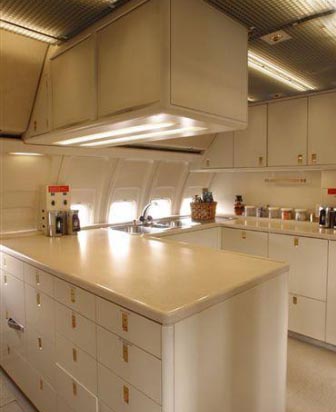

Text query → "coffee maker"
[41,185,71,237]
[319,206,336,229]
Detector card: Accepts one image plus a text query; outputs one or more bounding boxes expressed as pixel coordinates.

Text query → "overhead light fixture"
[56,122,175,146]
[9,152,44,156]
[248,51,316,92]
[81,126,207,147]
[0,19,59,44]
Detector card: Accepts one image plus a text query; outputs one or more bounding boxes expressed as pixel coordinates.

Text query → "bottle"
[234,195,244,216]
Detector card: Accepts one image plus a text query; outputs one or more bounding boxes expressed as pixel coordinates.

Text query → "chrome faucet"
[139,201,158,224]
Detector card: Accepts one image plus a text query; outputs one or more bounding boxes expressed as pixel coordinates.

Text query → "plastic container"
[281,208,293,220]
[268,207,280,219]
[295,209,307,222]
[244,205,256,217]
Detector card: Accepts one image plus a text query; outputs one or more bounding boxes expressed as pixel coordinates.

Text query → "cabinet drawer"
[98,363,161,412]
[221,228,268,257]
[1,271,25,324]
[99,402,113,412]
[55,365,98,412]
[1,322,25,366]
[2,349,32,400]
[269,234,328,301]
[56,333,97,395]
[57,396,76,412]
[96,297,161,358]
[25,284,55,341]
[1,253,23,280]
[32,373,57,412]
[55,301,96,358]
[289,294,326,341]
[24,263,54,297]
[26,326,56,387]
[54,278,96,321]
[97,326,161,404]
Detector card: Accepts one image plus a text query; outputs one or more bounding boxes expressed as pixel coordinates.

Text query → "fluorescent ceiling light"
[81,126,207,147]
[9,152,43,156]
[56,122,175,146]
[0,19,59,44]
[248,51,316,92]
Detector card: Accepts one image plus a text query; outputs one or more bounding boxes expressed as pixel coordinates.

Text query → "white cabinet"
[289,294,326,341]
[308,91,336,165]
[268,98,308,166]
[165,228,221,249]
[234,105,267,168]
[27,73,50,137]
[51,36,96,129]
[268,234,328,301]
[221,228,268,257]
[327,241,336,345]
[201,132,234,169]
[97,0,161,117]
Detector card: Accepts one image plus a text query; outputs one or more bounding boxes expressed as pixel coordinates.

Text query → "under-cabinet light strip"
[9,152,44,156]
[56,122,175,146]
[81,126,207,147]
[248,51,315,92]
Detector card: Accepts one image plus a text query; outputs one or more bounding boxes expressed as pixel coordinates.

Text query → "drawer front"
[25,284,55,341]
[24,263,54,297]
[57,396,76,412]
[97,326,161,404]
[26,326,56,387]
[269,234,328,301]
[32,373,57,412]
[98,363,161,412]
[289,294,326,341]
[56,333,97,394]
[54,278,96,321]
[1,271,25,324]
[55,365,98,412]
[55,301,97,358]
[97,298,161,359]
[99,402,113,412]
[221,228,268,257]
[1,253,24,280]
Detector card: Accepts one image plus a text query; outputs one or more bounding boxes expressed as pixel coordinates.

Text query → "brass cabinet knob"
[297,154,303,165]
[205,159,210,168]
[258,156,264,166]
[122,312,128,332]
[123,385,129,404]
[294,238,299,247]
[311,153,317,164]
[122,343,129,363]
[71,314,77,329]
[293,296,298,305]
[241,231,247,240]
[70,287,76,303]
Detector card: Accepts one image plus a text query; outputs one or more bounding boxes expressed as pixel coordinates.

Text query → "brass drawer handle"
[241,231,247,240]
[311,153,317,164]
[72,348,77,363]
[36,271,40,285]
[123,344,129,363]
[205,159,210,167]
[70,288,76,304]
[40,379,44,391]
[72,382,77,396]
[297,154,303,164]
[38,337,42,350]
[4,275,7,285]
[258,156,264,166]
[122,312,128,332]
[36,293,41,306]
[293,296,298,305]
[294,238,299,247]
[123,385,129,404]
[72,314,77,329]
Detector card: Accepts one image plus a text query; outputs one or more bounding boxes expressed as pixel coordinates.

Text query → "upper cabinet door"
[51,37,96,129]
[234,105,267,168]
[268,98,308,167]
[27,73,50,137]
[308,92,336,165]
[202,132,234,169]
[97,0,161,118]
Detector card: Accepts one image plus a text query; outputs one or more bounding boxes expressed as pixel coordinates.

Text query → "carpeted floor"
[1,338,336,412]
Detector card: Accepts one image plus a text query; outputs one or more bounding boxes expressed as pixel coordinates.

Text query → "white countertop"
[0,228,288,325]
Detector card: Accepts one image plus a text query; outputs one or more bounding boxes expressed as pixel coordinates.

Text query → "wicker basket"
[190,202,217,222]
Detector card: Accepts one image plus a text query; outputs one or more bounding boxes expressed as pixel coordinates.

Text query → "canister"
[294,209,307,222]
[281,208,293,220]
[244,205,256,217]
[268,207,280,219]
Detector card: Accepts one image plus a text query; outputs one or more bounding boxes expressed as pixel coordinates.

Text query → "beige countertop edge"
[0,244,288,325]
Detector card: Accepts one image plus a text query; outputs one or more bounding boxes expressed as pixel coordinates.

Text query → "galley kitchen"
[0,1,336,412]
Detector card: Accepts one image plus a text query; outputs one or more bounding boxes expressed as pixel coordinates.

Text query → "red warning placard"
[328,188,336,195]
[48,185,70,193]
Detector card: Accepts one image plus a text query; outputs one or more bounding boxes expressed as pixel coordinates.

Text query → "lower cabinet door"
[327,241,336,345]
[99,402,113,412]
[289,294,326,341]
[165,228,221,249]
[32,373,57,412]
[98,363,161,412]
[55,365,98,412]
[221,228,268,257]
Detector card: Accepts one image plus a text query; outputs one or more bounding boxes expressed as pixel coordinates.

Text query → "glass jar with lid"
[295,209,307,222]
[281,208,293,220]
[268,207,280,219]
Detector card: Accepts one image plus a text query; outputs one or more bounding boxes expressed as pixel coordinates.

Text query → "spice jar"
[244,205,256,217]
[234,195,244,216]
[281,208,293,220]
[268,207,280,219]
[295,209,307,222]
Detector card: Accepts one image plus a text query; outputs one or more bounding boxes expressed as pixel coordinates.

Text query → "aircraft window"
[71,204,92,227]
[150,198,172,219]
[109,200,137,223]
[180,197,192,216]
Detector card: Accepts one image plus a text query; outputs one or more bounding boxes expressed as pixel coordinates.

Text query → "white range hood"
[24,0,248,148]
